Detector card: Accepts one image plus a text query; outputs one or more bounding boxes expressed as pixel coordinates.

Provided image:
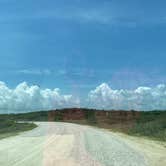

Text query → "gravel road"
[0,122,148,166]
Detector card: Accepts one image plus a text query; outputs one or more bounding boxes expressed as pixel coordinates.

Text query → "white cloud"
[88,83,166,111]
[1,81,166,113]
[17,69,51,75]
[0,81,80,113]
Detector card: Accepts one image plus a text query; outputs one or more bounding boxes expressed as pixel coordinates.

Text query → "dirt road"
[0,122,165,166]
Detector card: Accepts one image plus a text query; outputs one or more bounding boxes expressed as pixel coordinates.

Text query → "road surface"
[0,122,154,166]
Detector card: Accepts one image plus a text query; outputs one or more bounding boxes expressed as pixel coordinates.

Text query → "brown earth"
[48,108,140,124]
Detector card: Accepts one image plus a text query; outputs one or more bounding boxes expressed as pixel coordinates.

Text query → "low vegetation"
[0,118,37,139]
[85,110,97,124]
[127,111,166,141]
[0,109,166,141]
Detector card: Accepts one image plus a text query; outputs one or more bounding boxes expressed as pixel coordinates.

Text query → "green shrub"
[0,119,37,137]
[126,111,166,141]
[85,110,97,124]
[54,113,63,121]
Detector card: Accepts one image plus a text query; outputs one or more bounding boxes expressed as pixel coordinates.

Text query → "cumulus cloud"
[1,81,166,113]
[88,83,166,111]
[0,81,80,113]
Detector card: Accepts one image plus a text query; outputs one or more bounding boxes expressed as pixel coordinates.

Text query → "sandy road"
[0,122,157,166]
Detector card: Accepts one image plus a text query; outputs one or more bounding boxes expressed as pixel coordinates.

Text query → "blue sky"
[0,0,166,111]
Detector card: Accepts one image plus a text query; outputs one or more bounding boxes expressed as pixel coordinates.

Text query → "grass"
[127,111,166,141]
[0,119,37,139]
[0,109,166,141]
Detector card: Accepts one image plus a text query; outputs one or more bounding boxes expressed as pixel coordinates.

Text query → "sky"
[0,0,166,112]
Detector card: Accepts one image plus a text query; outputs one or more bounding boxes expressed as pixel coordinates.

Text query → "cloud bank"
[88,83,166,111]
[0,81,166,113]
[0,81,80,113]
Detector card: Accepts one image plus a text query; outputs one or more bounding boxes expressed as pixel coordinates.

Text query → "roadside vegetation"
[0,109,166,141]
[85,110,97,124]
[0,118,37,139]
[127,111,166,141]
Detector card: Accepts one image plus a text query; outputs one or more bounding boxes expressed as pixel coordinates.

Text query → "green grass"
[0,119,37,139]
[0,109,166,141]
[85,110,97,124]
[128,111,166,141]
